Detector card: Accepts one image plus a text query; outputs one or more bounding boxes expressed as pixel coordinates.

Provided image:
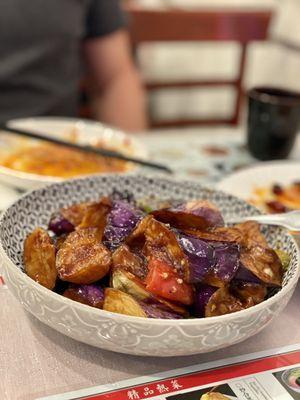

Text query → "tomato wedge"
[145,259,194,305]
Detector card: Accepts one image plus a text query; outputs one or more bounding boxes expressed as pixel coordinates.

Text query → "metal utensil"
[227,210,300,231]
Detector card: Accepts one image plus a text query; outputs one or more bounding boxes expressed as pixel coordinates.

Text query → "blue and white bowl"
[0,175,299,357]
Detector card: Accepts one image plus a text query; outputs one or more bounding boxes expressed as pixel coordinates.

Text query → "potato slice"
[56,228,111,284]
[103,288,146,317]
[24,228,57,290]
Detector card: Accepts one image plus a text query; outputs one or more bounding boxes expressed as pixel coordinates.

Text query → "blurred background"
[121,0,300,128]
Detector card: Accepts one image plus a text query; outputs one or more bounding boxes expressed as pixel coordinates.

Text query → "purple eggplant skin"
[234,264,262,285]
[108,200,143,228]
[63,284,104,308]
[194,285,218,318]
[48,212,74,236]
[104,201,143,250]
[175,200,224,227]
[140,302,184,319]
[209,242,240,284]
[178,234,215,283]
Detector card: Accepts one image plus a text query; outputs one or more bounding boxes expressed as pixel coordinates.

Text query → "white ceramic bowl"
[0,175,299,357]
[0,117,147,190]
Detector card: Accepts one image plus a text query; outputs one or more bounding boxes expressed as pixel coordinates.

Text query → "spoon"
[227,210,300,232]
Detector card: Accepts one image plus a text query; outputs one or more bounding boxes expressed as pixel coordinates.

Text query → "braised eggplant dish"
[23,194,289,319]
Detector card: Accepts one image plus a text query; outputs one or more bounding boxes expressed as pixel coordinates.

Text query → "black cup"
[247,87,300,160]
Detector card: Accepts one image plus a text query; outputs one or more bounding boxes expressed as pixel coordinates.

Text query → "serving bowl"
[0,117,147,190]
[0,175,299,357]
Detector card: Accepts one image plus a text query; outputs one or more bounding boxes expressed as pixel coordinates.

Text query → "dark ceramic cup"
[247,87,300,160]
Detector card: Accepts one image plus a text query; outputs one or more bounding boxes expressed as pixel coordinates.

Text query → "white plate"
[0,117,147,190]
[0,183,20,211]
[217,161,300,201]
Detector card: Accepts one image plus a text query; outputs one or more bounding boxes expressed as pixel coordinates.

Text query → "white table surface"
[1,126,300,400]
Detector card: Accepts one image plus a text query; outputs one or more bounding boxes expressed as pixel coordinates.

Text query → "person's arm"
[83,29,148,132]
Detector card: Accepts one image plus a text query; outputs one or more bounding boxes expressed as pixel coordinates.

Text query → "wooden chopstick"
[0,124,173,174]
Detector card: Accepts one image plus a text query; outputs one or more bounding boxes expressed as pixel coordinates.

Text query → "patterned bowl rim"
[0,174,299,326]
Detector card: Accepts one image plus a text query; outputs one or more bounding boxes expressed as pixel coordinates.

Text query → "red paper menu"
[38,343,300,400]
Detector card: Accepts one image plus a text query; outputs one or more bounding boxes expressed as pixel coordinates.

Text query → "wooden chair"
[125,3,272,128]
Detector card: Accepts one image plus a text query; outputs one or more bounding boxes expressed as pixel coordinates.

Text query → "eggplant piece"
[234,264,262,284]
[24,228,57,290]
[103,288,147,317]
[183,226,244,244]
[108,200,142,228]
[111,268,188,316]
[60,201,92,227]
[56,228,111,284]
[63,284,104,308]
[103,288,183,319]
[240,246,283,287]
[203,242,240,287]
[112,244,147,280]
[77,197,112,239]
[140,302,184,319]
[48,213,75,236]
[49,198,111,236]
[125,215,153,250]
[178,234,215,283]
[111,268,150,301]
[185,221,267,249]
[126,216,190,280]
[104,200,143,250]
[154,297,188,317]
[234,221,268,248]
[152,200,224,230]
[230,281,267,307]
[194,285,218,318]
[205,287,245,317]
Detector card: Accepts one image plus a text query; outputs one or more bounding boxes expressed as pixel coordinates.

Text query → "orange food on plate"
[249,182,300,213]
[2,143,129,177]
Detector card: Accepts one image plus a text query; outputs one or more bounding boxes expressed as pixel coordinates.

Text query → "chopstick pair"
[0,124,173,174]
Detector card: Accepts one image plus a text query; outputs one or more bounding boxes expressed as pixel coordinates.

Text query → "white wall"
[133,0,300,123]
